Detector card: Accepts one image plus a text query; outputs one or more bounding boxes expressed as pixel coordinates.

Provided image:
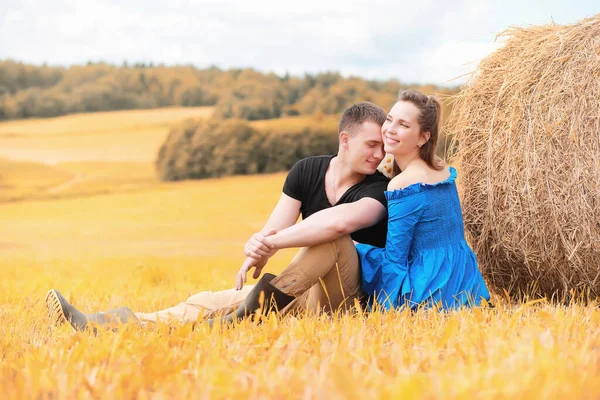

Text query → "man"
[46,102,391,331]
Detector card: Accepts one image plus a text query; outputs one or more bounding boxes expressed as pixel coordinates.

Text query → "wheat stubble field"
[0,108,599,399]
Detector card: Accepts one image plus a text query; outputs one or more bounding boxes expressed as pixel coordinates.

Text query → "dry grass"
[2,173,600,399]
[0,106,214,201]
[0,158,160,202]
[249,115,339,132]
[0,107,215,136]
[448,15,600,299]
[0,157,73,201]
[1,105,600,398]
[0,107,214,164]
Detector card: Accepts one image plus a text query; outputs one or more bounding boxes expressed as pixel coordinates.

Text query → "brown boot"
[207,273,294,327]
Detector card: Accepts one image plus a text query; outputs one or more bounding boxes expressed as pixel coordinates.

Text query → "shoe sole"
[45,289,74,331]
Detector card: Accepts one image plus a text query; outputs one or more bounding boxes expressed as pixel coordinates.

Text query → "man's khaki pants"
[135,236,361,324]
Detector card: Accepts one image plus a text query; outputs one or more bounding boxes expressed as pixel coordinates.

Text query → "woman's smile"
[384,135,399,145]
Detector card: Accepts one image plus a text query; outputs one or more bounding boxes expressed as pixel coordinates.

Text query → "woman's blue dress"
[356,167,490,310]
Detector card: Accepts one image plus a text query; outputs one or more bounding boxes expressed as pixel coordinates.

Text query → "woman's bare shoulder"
[387,169,423,191]
[387,164,452,191]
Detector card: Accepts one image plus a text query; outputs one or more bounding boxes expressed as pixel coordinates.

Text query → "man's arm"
[236,197,385,289]
[264,197,386,249]
[244,193,301,258]
[261,193,301,232]
[236,193,301,289]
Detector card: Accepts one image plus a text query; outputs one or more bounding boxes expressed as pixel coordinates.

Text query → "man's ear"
[419,131,431,147]
[339,131,350,149]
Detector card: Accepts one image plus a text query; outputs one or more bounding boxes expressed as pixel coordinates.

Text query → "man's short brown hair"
[338,102,387,135]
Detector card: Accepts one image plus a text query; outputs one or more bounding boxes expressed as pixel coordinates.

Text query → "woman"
[356,90,490,310]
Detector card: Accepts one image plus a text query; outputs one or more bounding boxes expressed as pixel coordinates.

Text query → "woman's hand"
[235,256,269,290]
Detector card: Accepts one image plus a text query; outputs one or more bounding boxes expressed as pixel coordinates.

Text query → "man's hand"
[236,256,269,290]
[244,228,277,258]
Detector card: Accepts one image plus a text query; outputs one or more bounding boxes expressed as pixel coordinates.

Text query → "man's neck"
[333,156,366,186]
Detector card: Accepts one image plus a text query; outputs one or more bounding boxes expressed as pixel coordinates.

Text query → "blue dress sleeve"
[357,189,426,309]
[384,190,426,263]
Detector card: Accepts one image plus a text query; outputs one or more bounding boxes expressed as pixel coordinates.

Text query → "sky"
[0,0,597,85]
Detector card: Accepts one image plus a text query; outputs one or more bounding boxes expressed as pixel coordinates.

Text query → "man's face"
[345,120,385,175]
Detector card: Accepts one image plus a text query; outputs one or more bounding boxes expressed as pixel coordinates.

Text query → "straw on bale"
[448,15,600,300]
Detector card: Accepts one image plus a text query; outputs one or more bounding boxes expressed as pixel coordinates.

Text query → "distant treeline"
[156,115,455,181]
[156,118,340,181]
[0,60,458,121]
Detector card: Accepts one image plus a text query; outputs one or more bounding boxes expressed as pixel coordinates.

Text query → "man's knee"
[307,235,353,252]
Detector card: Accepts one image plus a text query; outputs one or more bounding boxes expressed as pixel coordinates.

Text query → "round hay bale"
[448,15,600,300]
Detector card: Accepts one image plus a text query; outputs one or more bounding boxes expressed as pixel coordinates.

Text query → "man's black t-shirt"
[282,155,388,247]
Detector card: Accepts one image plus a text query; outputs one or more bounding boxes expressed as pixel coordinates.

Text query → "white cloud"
[419,39,506,84]
[0,0,597,85]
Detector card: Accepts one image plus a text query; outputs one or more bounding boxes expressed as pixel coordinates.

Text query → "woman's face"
[382,101,427,156]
